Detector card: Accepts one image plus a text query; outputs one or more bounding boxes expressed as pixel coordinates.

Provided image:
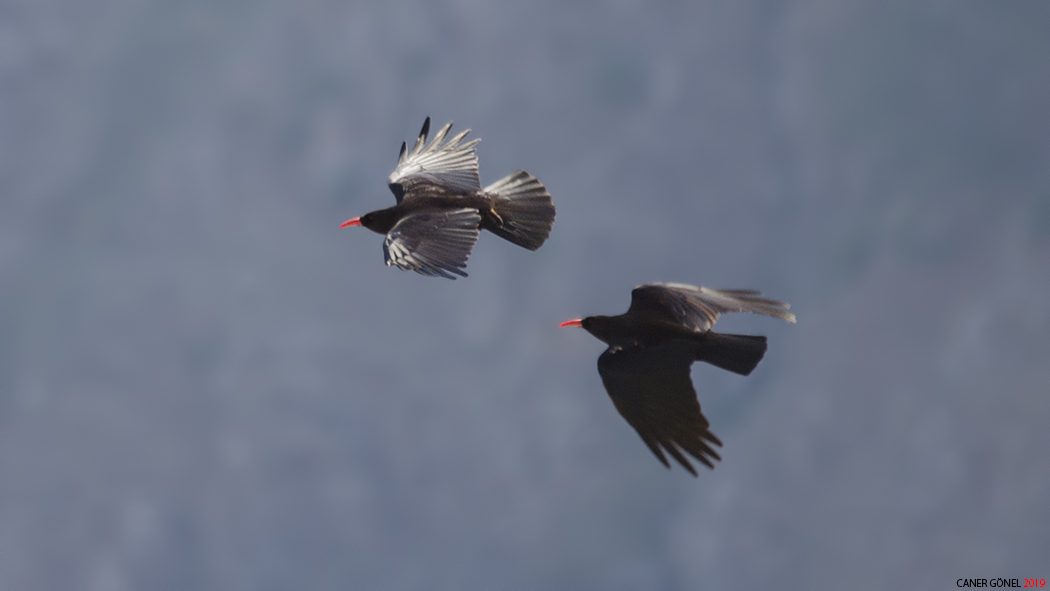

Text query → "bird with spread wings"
[561,283,796,475]
[341,118,556,279]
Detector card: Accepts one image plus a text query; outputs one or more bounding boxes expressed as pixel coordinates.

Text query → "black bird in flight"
[560,283,796,475]
[341,117,556,279]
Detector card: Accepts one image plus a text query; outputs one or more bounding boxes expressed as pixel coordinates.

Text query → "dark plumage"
[560,283,796,476]
[342,117,556,279]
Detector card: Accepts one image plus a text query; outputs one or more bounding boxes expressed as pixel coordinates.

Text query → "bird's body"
[342,117,556,279]
[577,310,707,346]
[561,283,796,475]
[353,190,504,237]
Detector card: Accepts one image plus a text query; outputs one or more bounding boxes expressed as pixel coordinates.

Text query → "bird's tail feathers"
[699,333,768,376]
[484,170,556,250]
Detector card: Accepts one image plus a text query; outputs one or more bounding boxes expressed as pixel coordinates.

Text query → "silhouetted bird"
[560,283,796,475]
[341,117,556,279]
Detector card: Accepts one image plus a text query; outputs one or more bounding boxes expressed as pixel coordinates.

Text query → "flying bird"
[341,117,556,279]
[560,283,796,476]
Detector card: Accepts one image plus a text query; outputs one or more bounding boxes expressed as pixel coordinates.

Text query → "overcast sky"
[1,1,1048,589]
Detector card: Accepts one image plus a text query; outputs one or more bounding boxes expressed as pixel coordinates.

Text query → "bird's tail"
[484,170,556,250]
[698,332,768,376]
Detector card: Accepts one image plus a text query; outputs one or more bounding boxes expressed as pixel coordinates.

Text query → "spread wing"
[628,283,796,334]
[598,340,722,476]
[382,209,481,279]
[387,117,481,202]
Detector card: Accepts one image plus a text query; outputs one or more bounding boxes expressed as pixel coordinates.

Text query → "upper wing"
[628,283,796,334]
[388,117,481,202]
[598,340,723,476]
[383,209,481,279]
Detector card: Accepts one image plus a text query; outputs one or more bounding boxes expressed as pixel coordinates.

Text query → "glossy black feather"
[382,209,480,280]
[599,341,723,475]
[628,283,795,334]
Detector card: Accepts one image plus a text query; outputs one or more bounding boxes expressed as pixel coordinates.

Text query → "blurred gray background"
[2,0,1048,589]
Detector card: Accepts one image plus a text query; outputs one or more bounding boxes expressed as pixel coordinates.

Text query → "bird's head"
[340,208,398,235]
[559,315,614,343]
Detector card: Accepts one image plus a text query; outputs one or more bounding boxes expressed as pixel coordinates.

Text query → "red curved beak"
[559,318,583,328]
[340,217,362,228]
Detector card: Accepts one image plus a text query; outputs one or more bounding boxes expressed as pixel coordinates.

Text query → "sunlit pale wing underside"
[383,209,481,279]
[628,283,797,334]
[388,117,481,201]
[598,340,723,476]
